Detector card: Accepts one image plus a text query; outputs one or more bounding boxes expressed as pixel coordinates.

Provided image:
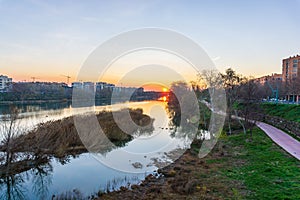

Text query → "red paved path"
[201,100,300,160]
[256,122,300,160]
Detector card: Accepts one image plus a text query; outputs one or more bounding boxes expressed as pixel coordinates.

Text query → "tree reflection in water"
[167,81,211,140]
[0,173,26,200]
[30,162,53,200]
[0,106,155,199]
[0,154,53,200]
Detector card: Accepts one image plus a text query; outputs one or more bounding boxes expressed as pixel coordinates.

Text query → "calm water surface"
[0,101,193,199]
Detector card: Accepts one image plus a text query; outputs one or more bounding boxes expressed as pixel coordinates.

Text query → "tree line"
[168,68,294,138]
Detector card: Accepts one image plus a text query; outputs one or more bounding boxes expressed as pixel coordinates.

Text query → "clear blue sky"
[1,0,300,82]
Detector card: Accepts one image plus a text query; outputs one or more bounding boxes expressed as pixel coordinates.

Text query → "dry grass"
[3,108,153,158]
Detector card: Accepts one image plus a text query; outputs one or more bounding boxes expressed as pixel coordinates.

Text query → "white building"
[72,82,83,89]
[96,82,115,90]
[83,82,95,91]
[0,75,12,91]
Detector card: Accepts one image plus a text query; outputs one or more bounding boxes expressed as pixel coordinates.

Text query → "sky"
[1,0,300,88]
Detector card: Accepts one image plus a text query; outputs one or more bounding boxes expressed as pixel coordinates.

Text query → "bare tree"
[198,69,222,89]
[221,68,243,134]
[237,77,262,138]
[198,69,222,100]
[0,106,21,165]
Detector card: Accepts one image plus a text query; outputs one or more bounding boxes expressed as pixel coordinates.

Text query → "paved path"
[200,100,300,160]
[256,122,300,160]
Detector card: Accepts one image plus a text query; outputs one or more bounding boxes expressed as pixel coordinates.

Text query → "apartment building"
[282,55,300,102]
[256,73,282,85]
[282,55,300,81]
[0,75,12,92]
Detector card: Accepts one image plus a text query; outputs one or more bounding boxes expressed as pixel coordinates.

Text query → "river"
[0,100,194,199]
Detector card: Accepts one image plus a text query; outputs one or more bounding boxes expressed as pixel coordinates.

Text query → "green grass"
[261,103,300,123]
[221,128,300,199]
[97,127,300,199]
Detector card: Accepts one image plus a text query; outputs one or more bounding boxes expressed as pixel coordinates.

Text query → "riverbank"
[1,108,154,158]
[98,127,300,199]
[0,96,162,106]
[0,99,71,105]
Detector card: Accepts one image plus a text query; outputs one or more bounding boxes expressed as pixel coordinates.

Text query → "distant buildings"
[72,81,116,91]
[282,55,300,82]
[69,81,154,101]
[281,55,300,102]
[83,82,95,91]
[96,82,115,90]
[71,82,83,89]
[0,74,160,102]
[0,75,12,92]
[256,73,282,85]
[254,54,300,102]
[72,81,144,95]
[0,81,72,101]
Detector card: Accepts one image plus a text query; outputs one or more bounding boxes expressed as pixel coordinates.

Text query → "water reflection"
[0,99,121,116]
[0,102,72,116]
[166,87,212,139]
[104,175,140,192]
[0,154,53,200]
[0,104,156,199]
[0,151,99,199]
[0,173,27,200]
[0,100,206,199]
[30,163,53,199]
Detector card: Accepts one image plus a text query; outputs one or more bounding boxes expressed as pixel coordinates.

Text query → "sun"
[162,87,168,92]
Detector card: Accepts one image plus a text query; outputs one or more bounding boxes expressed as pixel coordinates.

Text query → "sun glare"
[162,87,168,92]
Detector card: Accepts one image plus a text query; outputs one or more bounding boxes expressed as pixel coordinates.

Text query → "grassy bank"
[220,128,300,199]
[99,127,300,199]
[261,103,300,123]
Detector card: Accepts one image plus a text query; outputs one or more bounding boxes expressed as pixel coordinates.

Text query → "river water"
[0,100,194,199]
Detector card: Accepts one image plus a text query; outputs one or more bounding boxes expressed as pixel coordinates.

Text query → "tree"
[221,68,243,134]
[197,69,224,104]
[197,69,226,128]
[0,106,21,165]
[237,77,262,138]
[167,81,189,126]
[167,81,199,136]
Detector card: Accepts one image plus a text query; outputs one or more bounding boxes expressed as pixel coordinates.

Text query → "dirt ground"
[98,139,243,200]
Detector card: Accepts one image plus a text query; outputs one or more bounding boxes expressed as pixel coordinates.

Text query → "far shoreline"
[0,97,162,106]
[0,99,71,105]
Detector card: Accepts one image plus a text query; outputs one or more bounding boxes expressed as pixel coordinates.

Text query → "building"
[72,82,83,89]
[95,82,115,90]
[96,82,106,90]
[83,82,95,91]
[282,54,300,102]
[282,55,300,81]
[256,73,282,85]
[0,75,12,92]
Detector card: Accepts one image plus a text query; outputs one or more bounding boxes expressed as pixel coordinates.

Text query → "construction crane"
[61,75,71,85]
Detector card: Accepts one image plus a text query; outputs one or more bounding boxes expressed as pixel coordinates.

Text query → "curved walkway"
[256,122,300,160]
[200,100,300,160]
